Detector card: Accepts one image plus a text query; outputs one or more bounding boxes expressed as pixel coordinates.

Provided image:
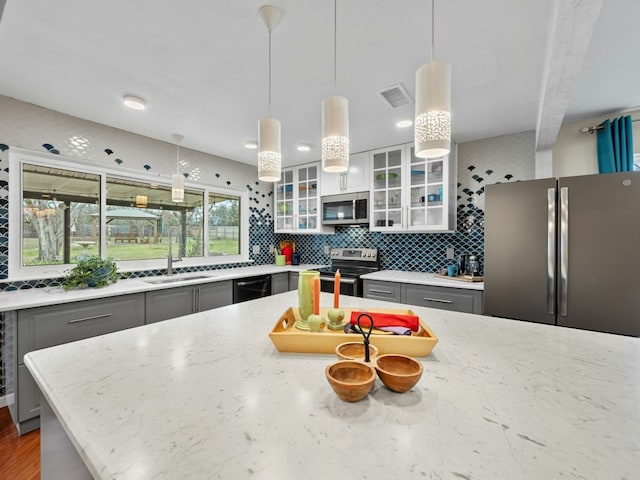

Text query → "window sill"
[4,255,252,283]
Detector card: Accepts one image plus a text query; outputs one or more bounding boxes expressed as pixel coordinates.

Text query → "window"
[104,176,204,261]
[9,149,248,280]
[21,164,100,266]
[209,193,241,256]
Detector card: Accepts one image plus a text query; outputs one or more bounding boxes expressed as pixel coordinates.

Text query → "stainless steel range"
[317,247,379,297]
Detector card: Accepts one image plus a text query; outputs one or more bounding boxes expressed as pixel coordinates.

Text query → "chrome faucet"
[167,227,182,276]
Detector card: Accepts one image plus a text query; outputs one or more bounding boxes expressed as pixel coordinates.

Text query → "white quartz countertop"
[0,264,325,312]
[361,270,484,290]
[25,291,639,479]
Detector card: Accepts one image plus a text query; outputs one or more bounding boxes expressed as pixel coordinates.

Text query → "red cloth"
[349,311,420,332]
[281,246,292,265]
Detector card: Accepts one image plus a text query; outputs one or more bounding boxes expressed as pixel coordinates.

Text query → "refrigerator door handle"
[559,186,569,316]
[547,188,556,315]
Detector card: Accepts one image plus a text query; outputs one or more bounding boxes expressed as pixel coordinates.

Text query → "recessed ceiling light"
[396,119,413,128]
[297,143,311,152]
[244,140,258,149]
[123,95,146,110]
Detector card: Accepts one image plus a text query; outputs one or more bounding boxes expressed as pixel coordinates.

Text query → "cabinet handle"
[370,288,392,294]
[423,297,453,304]
[67,313,113,324]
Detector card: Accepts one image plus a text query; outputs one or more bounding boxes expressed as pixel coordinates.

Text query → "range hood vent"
[378,83,413,109]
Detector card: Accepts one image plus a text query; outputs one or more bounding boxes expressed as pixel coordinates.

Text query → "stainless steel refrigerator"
[484,171,639,336]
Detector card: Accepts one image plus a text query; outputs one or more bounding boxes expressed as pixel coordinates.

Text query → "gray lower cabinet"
[362,280,402,303]
[145,280,233,324]
[403,284,484,314]
[145,286,195,323]
[272,272,289,295]
[289,272,300,291]
[197,281,233,311]
[363,279,484,314]
[11,293,145,434]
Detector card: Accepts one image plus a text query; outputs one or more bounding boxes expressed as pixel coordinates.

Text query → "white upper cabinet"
[370,143,457,233]
[320,152,371,196]
[274,163,334,234]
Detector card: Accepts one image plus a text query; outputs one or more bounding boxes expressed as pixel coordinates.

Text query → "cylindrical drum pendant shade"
[415,61,451,158]
[172,173,184,203]
[258,117,282,182]
[322,95,349,172]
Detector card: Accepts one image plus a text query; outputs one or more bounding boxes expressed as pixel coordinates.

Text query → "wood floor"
[0,406,40,480]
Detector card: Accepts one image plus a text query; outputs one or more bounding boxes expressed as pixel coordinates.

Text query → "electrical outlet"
[269,244,275,254]
[253,245,260,255]
[446,247,455,259]
[324,245,331,255]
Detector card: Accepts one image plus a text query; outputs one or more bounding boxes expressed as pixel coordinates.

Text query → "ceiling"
[0,0,639,169]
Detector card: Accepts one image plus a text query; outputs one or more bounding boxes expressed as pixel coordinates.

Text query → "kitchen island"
[25,291,639,479]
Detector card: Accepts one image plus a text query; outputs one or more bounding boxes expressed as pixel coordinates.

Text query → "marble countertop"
[0,264,325,312]
[25,291,639,479]
[361,270,484,290]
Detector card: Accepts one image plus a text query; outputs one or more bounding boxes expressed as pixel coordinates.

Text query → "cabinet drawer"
[403,284,482,314]
[17,294,145,363]
[363,280,402,303]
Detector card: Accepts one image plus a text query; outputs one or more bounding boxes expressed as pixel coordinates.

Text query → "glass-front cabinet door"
[370,142,456,232]
[275,169,294,231]
[274,163,331,234]
[405,145,448,231]
[371,146,404,231]
[296,164,318,232]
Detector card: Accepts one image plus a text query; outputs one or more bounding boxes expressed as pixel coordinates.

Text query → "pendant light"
[171,133,185,203]
[414,0,451,159]
[257,5,283,182]
[322,0,349,173]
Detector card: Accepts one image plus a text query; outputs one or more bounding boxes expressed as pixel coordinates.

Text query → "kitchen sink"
[143,275,214,285]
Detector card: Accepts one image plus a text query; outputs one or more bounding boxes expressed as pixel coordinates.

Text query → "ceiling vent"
[378,83,413,109]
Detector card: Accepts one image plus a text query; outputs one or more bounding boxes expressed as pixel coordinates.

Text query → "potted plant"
[62,255,119,290]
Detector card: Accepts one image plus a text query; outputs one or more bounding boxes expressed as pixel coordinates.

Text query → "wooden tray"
[435,274,484,282]
[269,307,438,357]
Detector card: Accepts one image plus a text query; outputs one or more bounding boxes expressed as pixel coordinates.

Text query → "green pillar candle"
[295,270,319,331]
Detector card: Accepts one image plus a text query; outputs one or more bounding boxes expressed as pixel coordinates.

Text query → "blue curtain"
[596,115,634,173]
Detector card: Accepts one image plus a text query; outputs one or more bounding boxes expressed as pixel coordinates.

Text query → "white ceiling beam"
[535,0,604,151]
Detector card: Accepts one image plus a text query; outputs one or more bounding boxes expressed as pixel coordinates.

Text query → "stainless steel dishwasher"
[232,275,272,303]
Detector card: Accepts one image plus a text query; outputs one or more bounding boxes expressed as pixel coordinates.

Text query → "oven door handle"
[319,275,356,284]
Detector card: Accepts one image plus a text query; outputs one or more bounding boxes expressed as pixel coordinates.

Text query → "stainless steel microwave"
[321,192,369,225]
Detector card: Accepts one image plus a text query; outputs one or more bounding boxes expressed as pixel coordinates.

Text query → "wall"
[0,95,277,290]
[553,109,640,178]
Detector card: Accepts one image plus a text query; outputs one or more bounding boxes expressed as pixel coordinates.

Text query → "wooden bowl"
[335,342,379,362]
[375,354,424,393]
[325,360,376,402]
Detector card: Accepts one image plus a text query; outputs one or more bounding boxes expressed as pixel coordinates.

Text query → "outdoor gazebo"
[91,209,160,243]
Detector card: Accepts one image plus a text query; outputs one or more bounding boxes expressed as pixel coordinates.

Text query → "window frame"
[8,148,249,281]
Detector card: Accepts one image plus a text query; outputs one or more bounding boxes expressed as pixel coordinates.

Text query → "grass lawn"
[22,237,240,265]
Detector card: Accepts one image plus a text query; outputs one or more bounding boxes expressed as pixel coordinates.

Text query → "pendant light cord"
[333,0,337,94]
[431,0,435,62]
[176,138,180,174]
[268,28,272,118]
